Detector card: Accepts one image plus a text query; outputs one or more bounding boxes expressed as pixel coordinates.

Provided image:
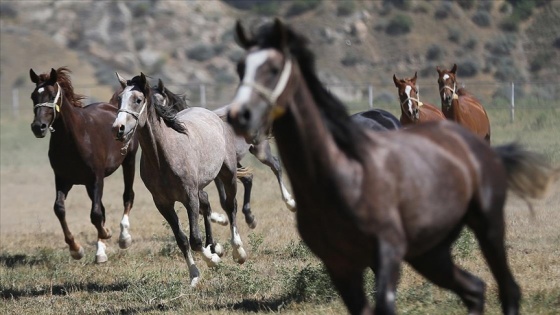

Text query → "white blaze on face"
[405,85,413,115]
[232,50,270,104]
[443,74,449,81]
[115,86,135,123]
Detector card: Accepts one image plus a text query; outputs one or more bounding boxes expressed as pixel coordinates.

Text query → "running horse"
[112,73,248,287]
[393,72,445,126]
[350,109,401,131]
[226,19,558,315]
[437,64,491,142]
[29,67,139,263]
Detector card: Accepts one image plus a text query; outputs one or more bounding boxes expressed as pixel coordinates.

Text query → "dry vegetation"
[1,105,559,314]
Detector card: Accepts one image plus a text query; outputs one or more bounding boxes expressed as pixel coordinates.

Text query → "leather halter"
[34,82,62,132]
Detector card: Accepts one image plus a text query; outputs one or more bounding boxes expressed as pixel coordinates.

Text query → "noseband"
[241,58,293,119]
[440,81,458,103]
[34,82,62,133]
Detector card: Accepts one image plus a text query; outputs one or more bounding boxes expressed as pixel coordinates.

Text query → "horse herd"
[28,19,557,315]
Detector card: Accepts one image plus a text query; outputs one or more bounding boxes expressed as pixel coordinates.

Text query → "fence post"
[368,85,373,109]
[510,82,515,123]
[12,88,19,118]
[199,84,207,108]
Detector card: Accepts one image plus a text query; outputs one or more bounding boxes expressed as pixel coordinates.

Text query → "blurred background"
[1,0,559,117]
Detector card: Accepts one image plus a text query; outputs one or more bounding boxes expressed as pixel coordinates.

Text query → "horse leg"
[119,152,136,249]
[53,177,83,259]
[407,239,486,314]
[198,190,223,265]
[249,141,296,212]
[372,239,403,315]
[155,200,200,287]
[86,178,112,263]
[469,216,520,315]
[237,162,256,229]
[325,265,372,315]
[215,174,247,264]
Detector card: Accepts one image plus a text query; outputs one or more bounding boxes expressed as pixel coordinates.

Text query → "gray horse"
[112,73,247,287]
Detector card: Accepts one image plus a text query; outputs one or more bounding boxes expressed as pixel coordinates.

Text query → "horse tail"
[495,143,560,200]
[237,166,253,178]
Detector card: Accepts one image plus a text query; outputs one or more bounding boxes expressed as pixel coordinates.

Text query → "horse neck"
[273,79,361,201]
[51,94,82,141]
[136,102,169,167]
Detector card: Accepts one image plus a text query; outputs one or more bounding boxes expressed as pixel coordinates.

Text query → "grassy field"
[1,106,559,314]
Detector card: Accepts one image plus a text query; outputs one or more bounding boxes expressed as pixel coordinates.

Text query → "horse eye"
[271,67,280,76]
[136,99,142,104]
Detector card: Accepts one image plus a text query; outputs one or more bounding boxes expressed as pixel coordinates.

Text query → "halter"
[241,58,293,119]
[34,82,62,133]
[116,93,148,155]
[400,85,423,120]
[440,81,459,101]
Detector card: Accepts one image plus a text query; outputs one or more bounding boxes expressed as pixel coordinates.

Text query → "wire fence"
[3,80,559,122]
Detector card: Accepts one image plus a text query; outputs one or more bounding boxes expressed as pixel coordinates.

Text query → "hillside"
[1,0,558,110]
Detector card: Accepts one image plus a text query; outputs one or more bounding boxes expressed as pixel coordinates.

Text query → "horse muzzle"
[31,122,48,138]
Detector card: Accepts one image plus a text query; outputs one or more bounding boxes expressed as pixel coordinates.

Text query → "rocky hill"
[1,0,558,108]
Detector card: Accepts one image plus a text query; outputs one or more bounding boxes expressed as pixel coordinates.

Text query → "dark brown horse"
[226,20,558,315]
[437,64,491,142]
[393,72,445,126]
[29,67,139,263]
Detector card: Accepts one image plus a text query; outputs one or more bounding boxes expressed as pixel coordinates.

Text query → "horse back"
[419,102,445,122]
[457,93,491,141]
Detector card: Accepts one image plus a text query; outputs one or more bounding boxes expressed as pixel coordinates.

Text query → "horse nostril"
[119,125,125,131]
[241,108,251,123]
[41,123,47,130]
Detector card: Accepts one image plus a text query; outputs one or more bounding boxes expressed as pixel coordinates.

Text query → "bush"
[457,60,480,77]
[283,264,338,303]
[500,16,520,32]
[455,0,476,10]
[434,2,452,20]
[426,44,446,61]
[251,1,281,16]
[484,34,518,56]
[385,14,413,35]
[472,11,491,27]
[464,37,478,50]
[186,44,218,62]
[336,1,355,17]
[529,52,553,73]
[285,0,322,17]
[448,27,461,43]
[554,37,560,49]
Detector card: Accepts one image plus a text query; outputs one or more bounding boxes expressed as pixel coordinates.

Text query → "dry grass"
[1,107,560,314]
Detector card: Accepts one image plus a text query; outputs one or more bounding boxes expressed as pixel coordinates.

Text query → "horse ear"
[157,79,165,93]
[393,74,400,87]
[451,64,457,74]
[411,72,418,85]
[29,68,39,84]
[47,68,58,85]
[140,72,150,93]
[116,72,127,89]
[436,66,441,75]
[272,18,289,55]
[234,20,251,50]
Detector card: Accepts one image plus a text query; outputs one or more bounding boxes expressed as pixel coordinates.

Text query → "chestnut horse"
[437,64,491,142]
[393,72,445,126]
[29,67,139,263]
[226,19,558,315]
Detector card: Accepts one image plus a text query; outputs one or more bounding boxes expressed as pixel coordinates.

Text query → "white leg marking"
[185,249,200,287]
[280,182,296,212]
[95,240,108,263]
[119,214,132,249]
[231,226,247,264]
[201,244,221,267]
[209,212,229,226]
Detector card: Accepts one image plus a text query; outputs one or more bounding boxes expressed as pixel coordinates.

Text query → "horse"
[226,19,559,315]
[29,67,139,263]
[393,72,445,126]
[111,73,248,287]
[350,109,401,131]
[437,64,491,143]
[214,104,296,212]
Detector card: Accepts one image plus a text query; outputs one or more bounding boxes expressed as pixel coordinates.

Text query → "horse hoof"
[102,228,113,240]
[233,247,247,265]
[118,235,132,249]
[70,247,85,260]
[96,253,108,264]
[214,243,224,257]
[189,265,201,288]
[286,199,297,212]
[190,276,200,288]
[247,219,257,229]
[202,245,221,267]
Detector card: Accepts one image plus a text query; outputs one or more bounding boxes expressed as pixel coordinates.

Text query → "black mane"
[254,22,370,161]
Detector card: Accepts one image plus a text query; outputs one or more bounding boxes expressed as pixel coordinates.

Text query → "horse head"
[29,68,62,138]
[393,72,421,122]
[112,72,151,141]
[437,64,458,109]
[227,18,295,143]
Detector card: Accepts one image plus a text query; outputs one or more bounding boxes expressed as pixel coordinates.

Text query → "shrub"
[426,44,445,61]
[472,11,491,27]
[500,16,520,32]
[336,1,355,17]
[385,14,413,35]
[384,0,412,10]
[186,44,217,62]
[251,1,281,16]
[464,37,478,50]
[554,37,560,49]
[285,0,322,17]
[434,2,452,20]
[529,52,553,73]
[283,264,338,303]
[448,27,461,43]
[455,0,476,10]
[457,59,480,77]
[484,34,518,56]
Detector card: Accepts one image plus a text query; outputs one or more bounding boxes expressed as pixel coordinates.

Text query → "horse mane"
[40,67,85,107]
[254,22,370,161]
